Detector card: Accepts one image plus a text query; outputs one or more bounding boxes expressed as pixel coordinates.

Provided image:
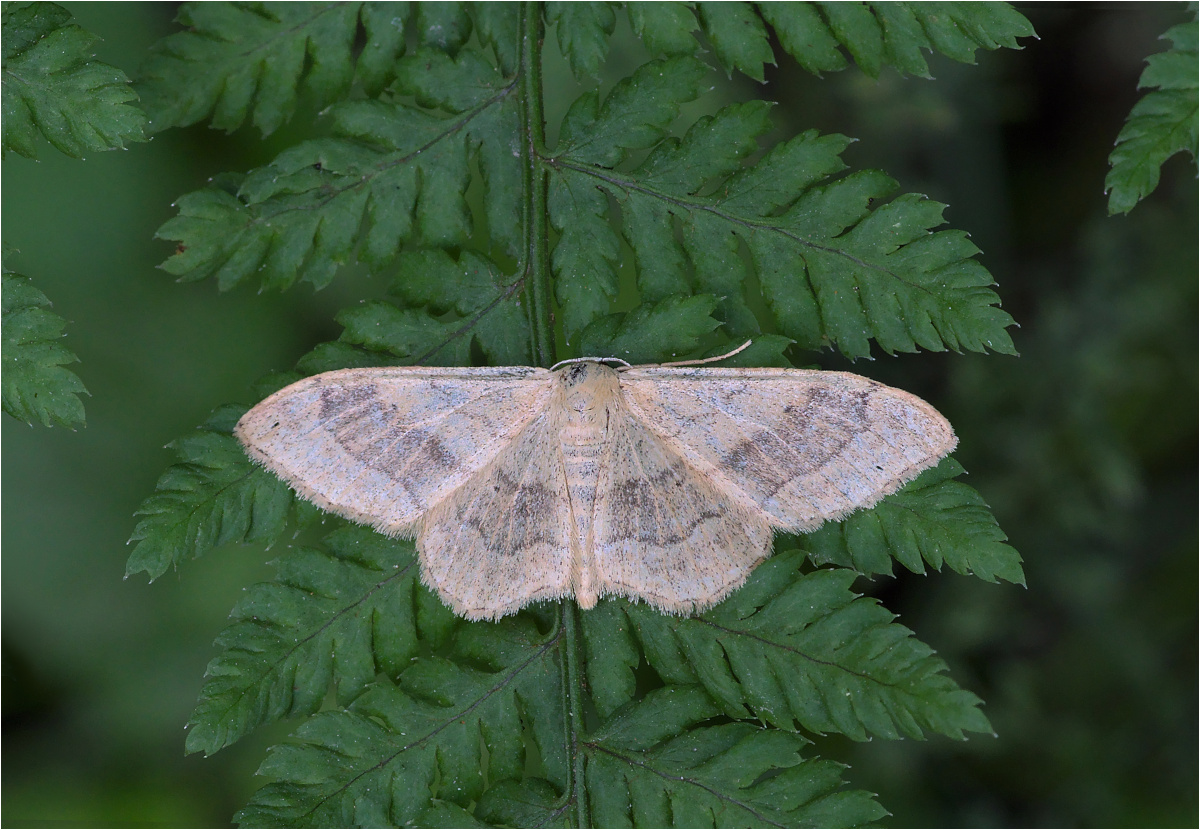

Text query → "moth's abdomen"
[558,422,605,606]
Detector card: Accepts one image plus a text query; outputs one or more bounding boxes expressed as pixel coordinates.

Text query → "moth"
[236,354,956,621]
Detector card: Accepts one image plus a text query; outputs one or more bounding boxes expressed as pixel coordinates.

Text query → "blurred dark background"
[3,3,1196,826]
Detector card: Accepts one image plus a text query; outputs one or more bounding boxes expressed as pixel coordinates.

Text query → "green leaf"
[234,615,884,827]
[577,294,722,364]
[1,1,146,158]
[739,2,1036,80]
[627,2,699,56]
[336,302,468,364]
[580,602,642,720]
[628,2,1037,81]
[758,3,847,75]
[387,249,531,366]
[550,56,710,337]
[1,270,87,427]
[586,553,993,741]
[357,3,412,97]
[474,779,567,827]
[701,334,797,368]
[126,405,297,580]
[547,2,616,79]
[186,526,454,755]
[817,3,888,77]
[130,11,1021,826]
[554,91,1015,357]
[1106,13,1199,215]
[554,56,710,168]
[548,158,623,338]
[471,4,520,76]
[697,3,775,82]
[139,2,364,136]
[633,99,774,195]
[236,611,568,827]
[415,2,472,54]
[157,53,520,290]
[585,688,887,827]
[314,248,530,369]
[806,456,1026,584]
[293,341,398,377]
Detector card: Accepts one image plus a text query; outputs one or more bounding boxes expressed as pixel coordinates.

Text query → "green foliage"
[1,1,146,158]
[221,541,898,827]
[547,58,1016,356]
[584,551,992,740]
[1106,10,1199,214]
[185,526,443,756]
[154,46,521,290]
[335,249,532,367]
[126,405,300,581]
[138,2,409,136]
[2,1,145,429]
[581,693,887,828]
[806,457,1025,584]
[1,267,87,427]
[123,2,1039,826]
[634,2,1034,82]
[547,2,616,79]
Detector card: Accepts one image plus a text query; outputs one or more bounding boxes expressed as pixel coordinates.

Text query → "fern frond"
[236,609,566,827]
[807,457,1025,584]
[128,6,1027,825]
[157,48,519,291]
[584,687,886,828]
[138,2,412,135]
[1,269,87,427]
[1,1,145,158]
[630,2,1035,81]
[550,63,1015,357]
[547,2,616,79]
[585,552,993,741]
[126,405,298,580]
[576,294,722,363]
[186,526,455,755]
[1106,12,1199,214]
[333,249,532,367]
[234,633,884,828]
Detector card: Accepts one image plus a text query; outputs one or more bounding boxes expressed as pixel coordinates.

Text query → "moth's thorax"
[557,361,620,412]
[554,362,621,455]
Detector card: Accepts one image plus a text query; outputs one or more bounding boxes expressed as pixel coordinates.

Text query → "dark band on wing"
[602,459,724,545]
[721,386,873,495]
[318,384,460,483]
[449,467,562,557]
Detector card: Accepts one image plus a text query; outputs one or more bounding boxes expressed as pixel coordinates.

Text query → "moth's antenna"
[550,341,752,372]
[625,339,753,370]
[550,356,634,371]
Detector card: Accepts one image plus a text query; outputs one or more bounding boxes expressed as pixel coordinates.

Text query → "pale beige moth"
[236,358,956,620]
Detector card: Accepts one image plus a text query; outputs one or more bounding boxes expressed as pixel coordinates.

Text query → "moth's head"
[555,361,619,411]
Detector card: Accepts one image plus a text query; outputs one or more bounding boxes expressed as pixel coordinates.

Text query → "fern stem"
[562,602,590,827]
[520,5,584,822]
[520,1,555,368]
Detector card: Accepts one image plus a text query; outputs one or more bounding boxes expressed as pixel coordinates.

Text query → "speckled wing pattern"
[236,362,957,620]
[589,401,773,615]
[234,367,555,537]
[619,366,958,531]
[418,402,576,621]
